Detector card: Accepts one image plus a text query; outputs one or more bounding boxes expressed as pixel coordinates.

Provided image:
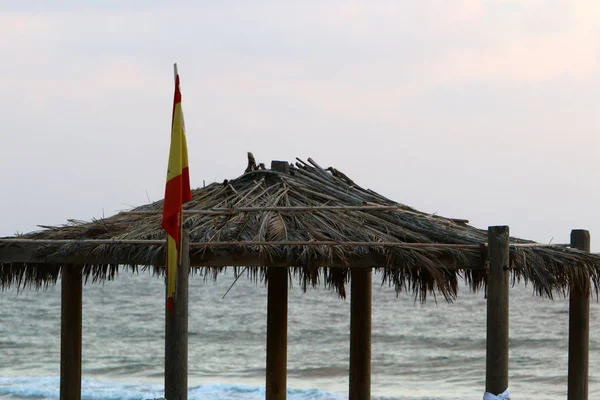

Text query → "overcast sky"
[1,1,599,250]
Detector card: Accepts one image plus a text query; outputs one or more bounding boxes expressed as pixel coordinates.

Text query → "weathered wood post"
[349,267,372,400]
[60,264,83,400]
[165,235,190,400]
[486,226,510,396]
[266,160,289,400]
[568,229,590,400]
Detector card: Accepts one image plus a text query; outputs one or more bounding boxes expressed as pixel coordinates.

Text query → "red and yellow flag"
[162,68,192,312]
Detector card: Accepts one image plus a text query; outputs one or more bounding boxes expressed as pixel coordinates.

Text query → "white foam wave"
[0,377,345,400]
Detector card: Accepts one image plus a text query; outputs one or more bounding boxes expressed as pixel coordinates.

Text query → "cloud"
[0,1,599,248]
[431,1,598,83]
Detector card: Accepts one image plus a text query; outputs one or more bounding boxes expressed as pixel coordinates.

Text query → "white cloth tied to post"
[483,388,510,400]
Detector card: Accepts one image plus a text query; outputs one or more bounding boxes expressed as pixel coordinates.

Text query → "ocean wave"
[0,377,466,400]
[0,377,346,400]
[0,377,162,400]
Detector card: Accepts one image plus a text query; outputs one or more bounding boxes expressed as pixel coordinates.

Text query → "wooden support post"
[165,235,190,400]
[486,226,510,395]
[270,160,290,174]
[266,267,288,400]
[60,265,82,400]
[568,229,590,400]
[349,267,372,400]
[266,160,289,400]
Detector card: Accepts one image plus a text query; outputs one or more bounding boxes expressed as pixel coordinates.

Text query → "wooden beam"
[266,160,289,400]
[349,267,372,400]
[60,264,82,400]
[568,229,590,400]
[0,238,486,248]
[485,226,509,395]
[123,205,444,214]
[0,244,485,270]
[0,245,163,265]
[165,236,189,400]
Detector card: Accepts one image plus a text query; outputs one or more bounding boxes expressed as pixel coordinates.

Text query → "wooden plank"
[165,236,189,400]
[349,267,372,400]
[60,265,82,400]
[568,229,590,400]
[485,226,509,395]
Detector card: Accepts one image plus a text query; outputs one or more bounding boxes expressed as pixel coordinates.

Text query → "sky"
[1,1,599,250]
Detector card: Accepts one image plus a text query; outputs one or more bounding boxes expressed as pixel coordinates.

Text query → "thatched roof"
[2,157,599,301]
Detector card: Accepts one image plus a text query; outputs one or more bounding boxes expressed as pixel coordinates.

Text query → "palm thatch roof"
[1,156,599,301]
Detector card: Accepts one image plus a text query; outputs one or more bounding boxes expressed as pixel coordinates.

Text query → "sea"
[1,271,599,400]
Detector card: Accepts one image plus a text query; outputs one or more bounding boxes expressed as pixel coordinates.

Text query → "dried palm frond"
[2,157,600,302]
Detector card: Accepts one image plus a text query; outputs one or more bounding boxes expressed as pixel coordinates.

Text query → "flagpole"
[165,61,190,400]
[165,234,189,400]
